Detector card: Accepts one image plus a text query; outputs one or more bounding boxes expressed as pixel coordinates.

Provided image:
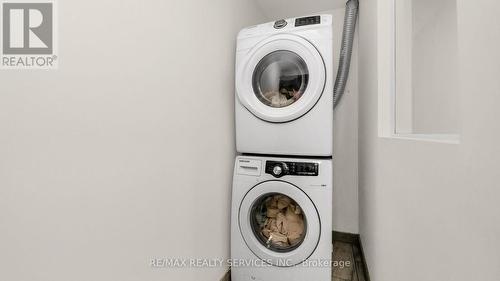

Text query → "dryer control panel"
[265,161,319,178]
[295,16,321,27]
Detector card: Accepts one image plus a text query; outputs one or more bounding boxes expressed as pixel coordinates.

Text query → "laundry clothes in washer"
[255,194,305,248]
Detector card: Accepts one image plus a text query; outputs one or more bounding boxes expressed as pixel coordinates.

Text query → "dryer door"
[238,181,321,267]
[236,34,326,123]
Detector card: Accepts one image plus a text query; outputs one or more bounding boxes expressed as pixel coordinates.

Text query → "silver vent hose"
[333,0,359,109]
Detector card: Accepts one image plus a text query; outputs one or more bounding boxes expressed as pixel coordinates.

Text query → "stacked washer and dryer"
[231,15,335,281]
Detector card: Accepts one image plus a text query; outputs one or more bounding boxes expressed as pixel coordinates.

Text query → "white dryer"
[231,156,332,281]
[235,15,333,157]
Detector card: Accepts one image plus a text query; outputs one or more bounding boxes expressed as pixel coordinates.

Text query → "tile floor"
[224,234,369,281]
[332,240,368,281]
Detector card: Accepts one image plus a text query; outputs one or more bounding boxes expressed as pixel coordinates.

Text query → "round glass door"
[236,34,326,123]
[252,51,309,108]
[238,181,320,267]
[251,193,307,252]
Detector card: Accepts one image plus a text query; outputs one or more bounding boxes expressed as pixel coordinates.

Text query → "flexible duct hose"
[333,0,359,109]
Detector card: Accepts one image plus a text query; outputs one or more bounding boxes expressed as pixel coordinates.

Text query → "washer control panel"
[265,161,319,178]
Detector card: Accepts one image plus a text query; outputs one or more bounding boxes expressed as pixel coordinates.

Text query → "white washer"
[231,156,332,281]
[235,15,334,157]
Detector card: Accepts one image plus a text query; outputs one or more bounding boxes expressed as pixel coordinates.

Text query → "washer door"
[236,34,326,123]
[239,181,321,267]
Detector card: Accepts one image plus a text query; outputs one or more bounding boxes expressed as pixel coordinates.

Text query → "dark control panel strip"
[265,161,319,178]
[295,16,321,27]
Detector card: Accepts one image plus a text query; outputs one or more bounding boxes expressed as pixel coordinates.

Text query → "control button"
[282,162,289,171]
[273,165,283,176]
[274,19,287,29]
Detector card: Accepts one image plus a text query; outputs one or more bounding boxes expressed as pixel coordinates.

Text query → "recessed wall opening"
[379,0,461,143]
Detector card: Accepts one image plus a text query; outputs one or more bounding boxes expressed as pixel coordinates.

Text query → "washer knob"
[273,165,283,176]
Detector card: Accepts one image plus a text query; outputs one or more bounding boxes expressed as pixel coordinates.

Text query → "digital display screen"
[295,16,321,27]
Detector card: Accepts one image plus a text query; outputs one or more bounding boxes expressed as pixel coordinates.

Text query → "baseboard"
[220,269,230,281]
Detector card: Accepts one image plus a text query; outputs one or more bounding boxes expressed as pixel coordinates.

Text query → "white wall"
[358,0,500,280]
[411,0,459,134]
[255,0,346,19]
[330,8,359,234]
[0,1,264,281]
